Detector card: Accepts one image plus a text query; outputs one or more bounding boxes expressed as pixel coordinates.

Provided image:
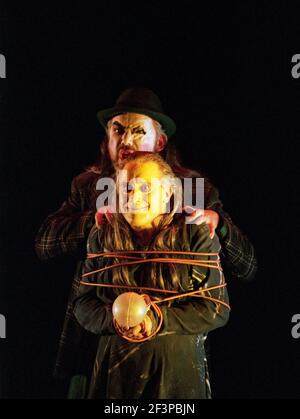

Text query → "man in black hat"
[35,87,257,396]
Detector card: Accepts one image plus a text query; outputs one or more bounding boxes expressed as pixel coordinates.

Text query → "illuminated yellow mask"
[120,160,172,230]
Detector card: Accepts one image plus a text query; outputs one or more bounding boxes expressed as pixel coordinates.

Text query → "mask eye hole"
[140,184,151,194]
[127,182,134,193]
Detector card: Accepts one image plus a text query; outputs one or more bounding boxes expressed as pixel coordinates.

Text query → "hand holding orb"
[112,292,149,329]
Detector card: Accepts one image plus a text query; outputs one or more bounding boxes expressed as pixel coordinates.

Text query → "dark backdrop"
[0,2,299,398]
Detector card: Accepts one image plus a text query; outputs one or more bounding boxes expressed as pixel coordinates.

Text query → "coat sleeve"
[160,223,230,335]
[34,175,95,260]
[72,225,115,335]
[72,283,115,335]
[205,181,258,282]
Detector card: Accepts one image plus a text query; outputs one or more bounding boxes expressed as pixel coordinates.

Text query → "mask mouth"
[123,203,149,213]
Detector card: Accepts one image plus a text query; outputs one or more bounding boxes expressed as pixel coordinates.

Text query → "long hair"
[86,135,115,177]
[97,153,188,291]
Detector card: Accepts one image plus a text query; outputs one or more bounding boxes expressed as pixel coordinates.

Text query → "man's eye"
[140,184,151,193]
[133,128,146,135]
[113,127,124,135]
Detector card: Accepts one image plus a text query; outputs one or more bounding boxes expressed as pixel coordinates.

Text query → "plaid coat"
[35,170,257,379]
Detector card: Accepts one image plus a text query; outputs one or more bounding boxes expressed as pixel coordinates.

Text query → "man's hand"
[183,206,220,239]
[95,205,114,228]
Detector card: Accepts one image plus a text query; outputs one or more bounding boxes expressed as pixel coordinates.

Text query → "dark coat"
[73,221,229,399]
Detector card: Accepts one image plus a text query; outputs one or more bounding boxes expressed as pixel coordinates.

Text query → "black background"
[0,2,299,398]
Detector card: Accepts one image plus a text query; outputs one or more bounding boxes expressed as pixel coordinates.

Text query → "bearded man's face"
[107,113,159,168]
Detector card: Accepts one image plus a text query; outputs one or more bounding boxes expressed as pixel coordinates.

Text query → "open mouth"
[118,148,135,161]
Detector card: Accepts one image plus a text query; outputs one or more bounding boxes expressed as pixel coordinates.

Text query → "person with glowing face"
[115,153,181,338]
[73,153,229,398]
[110,154,178,339]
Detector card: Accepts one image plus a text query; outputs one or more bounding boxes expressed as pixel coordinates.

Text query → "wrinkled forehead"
[110,113,155,129]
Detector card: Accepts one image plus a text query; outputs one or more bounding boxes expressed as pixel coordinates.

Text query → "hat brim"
[97,106,176,138]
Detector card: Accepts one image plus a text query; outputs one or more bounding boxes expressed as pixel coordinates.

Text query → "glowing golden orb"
[112,292,148,328]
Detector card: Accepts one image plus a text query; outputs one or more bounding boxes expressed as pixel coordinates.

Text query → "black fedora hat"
[97,87,176,138]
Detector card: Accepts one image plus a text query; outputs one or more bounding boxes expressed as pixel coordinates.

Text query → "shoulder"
[203,178,221,208]
[72,170,100,190]
[87,223,102,253]
[188,222,221,253]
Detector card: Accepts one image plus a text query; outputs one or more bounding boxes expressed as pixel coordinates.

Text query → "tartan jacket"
[35,170,257,378]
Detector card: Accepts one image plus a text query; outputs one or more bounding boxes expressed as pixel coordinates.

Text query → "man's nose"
[121,130,134,146]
